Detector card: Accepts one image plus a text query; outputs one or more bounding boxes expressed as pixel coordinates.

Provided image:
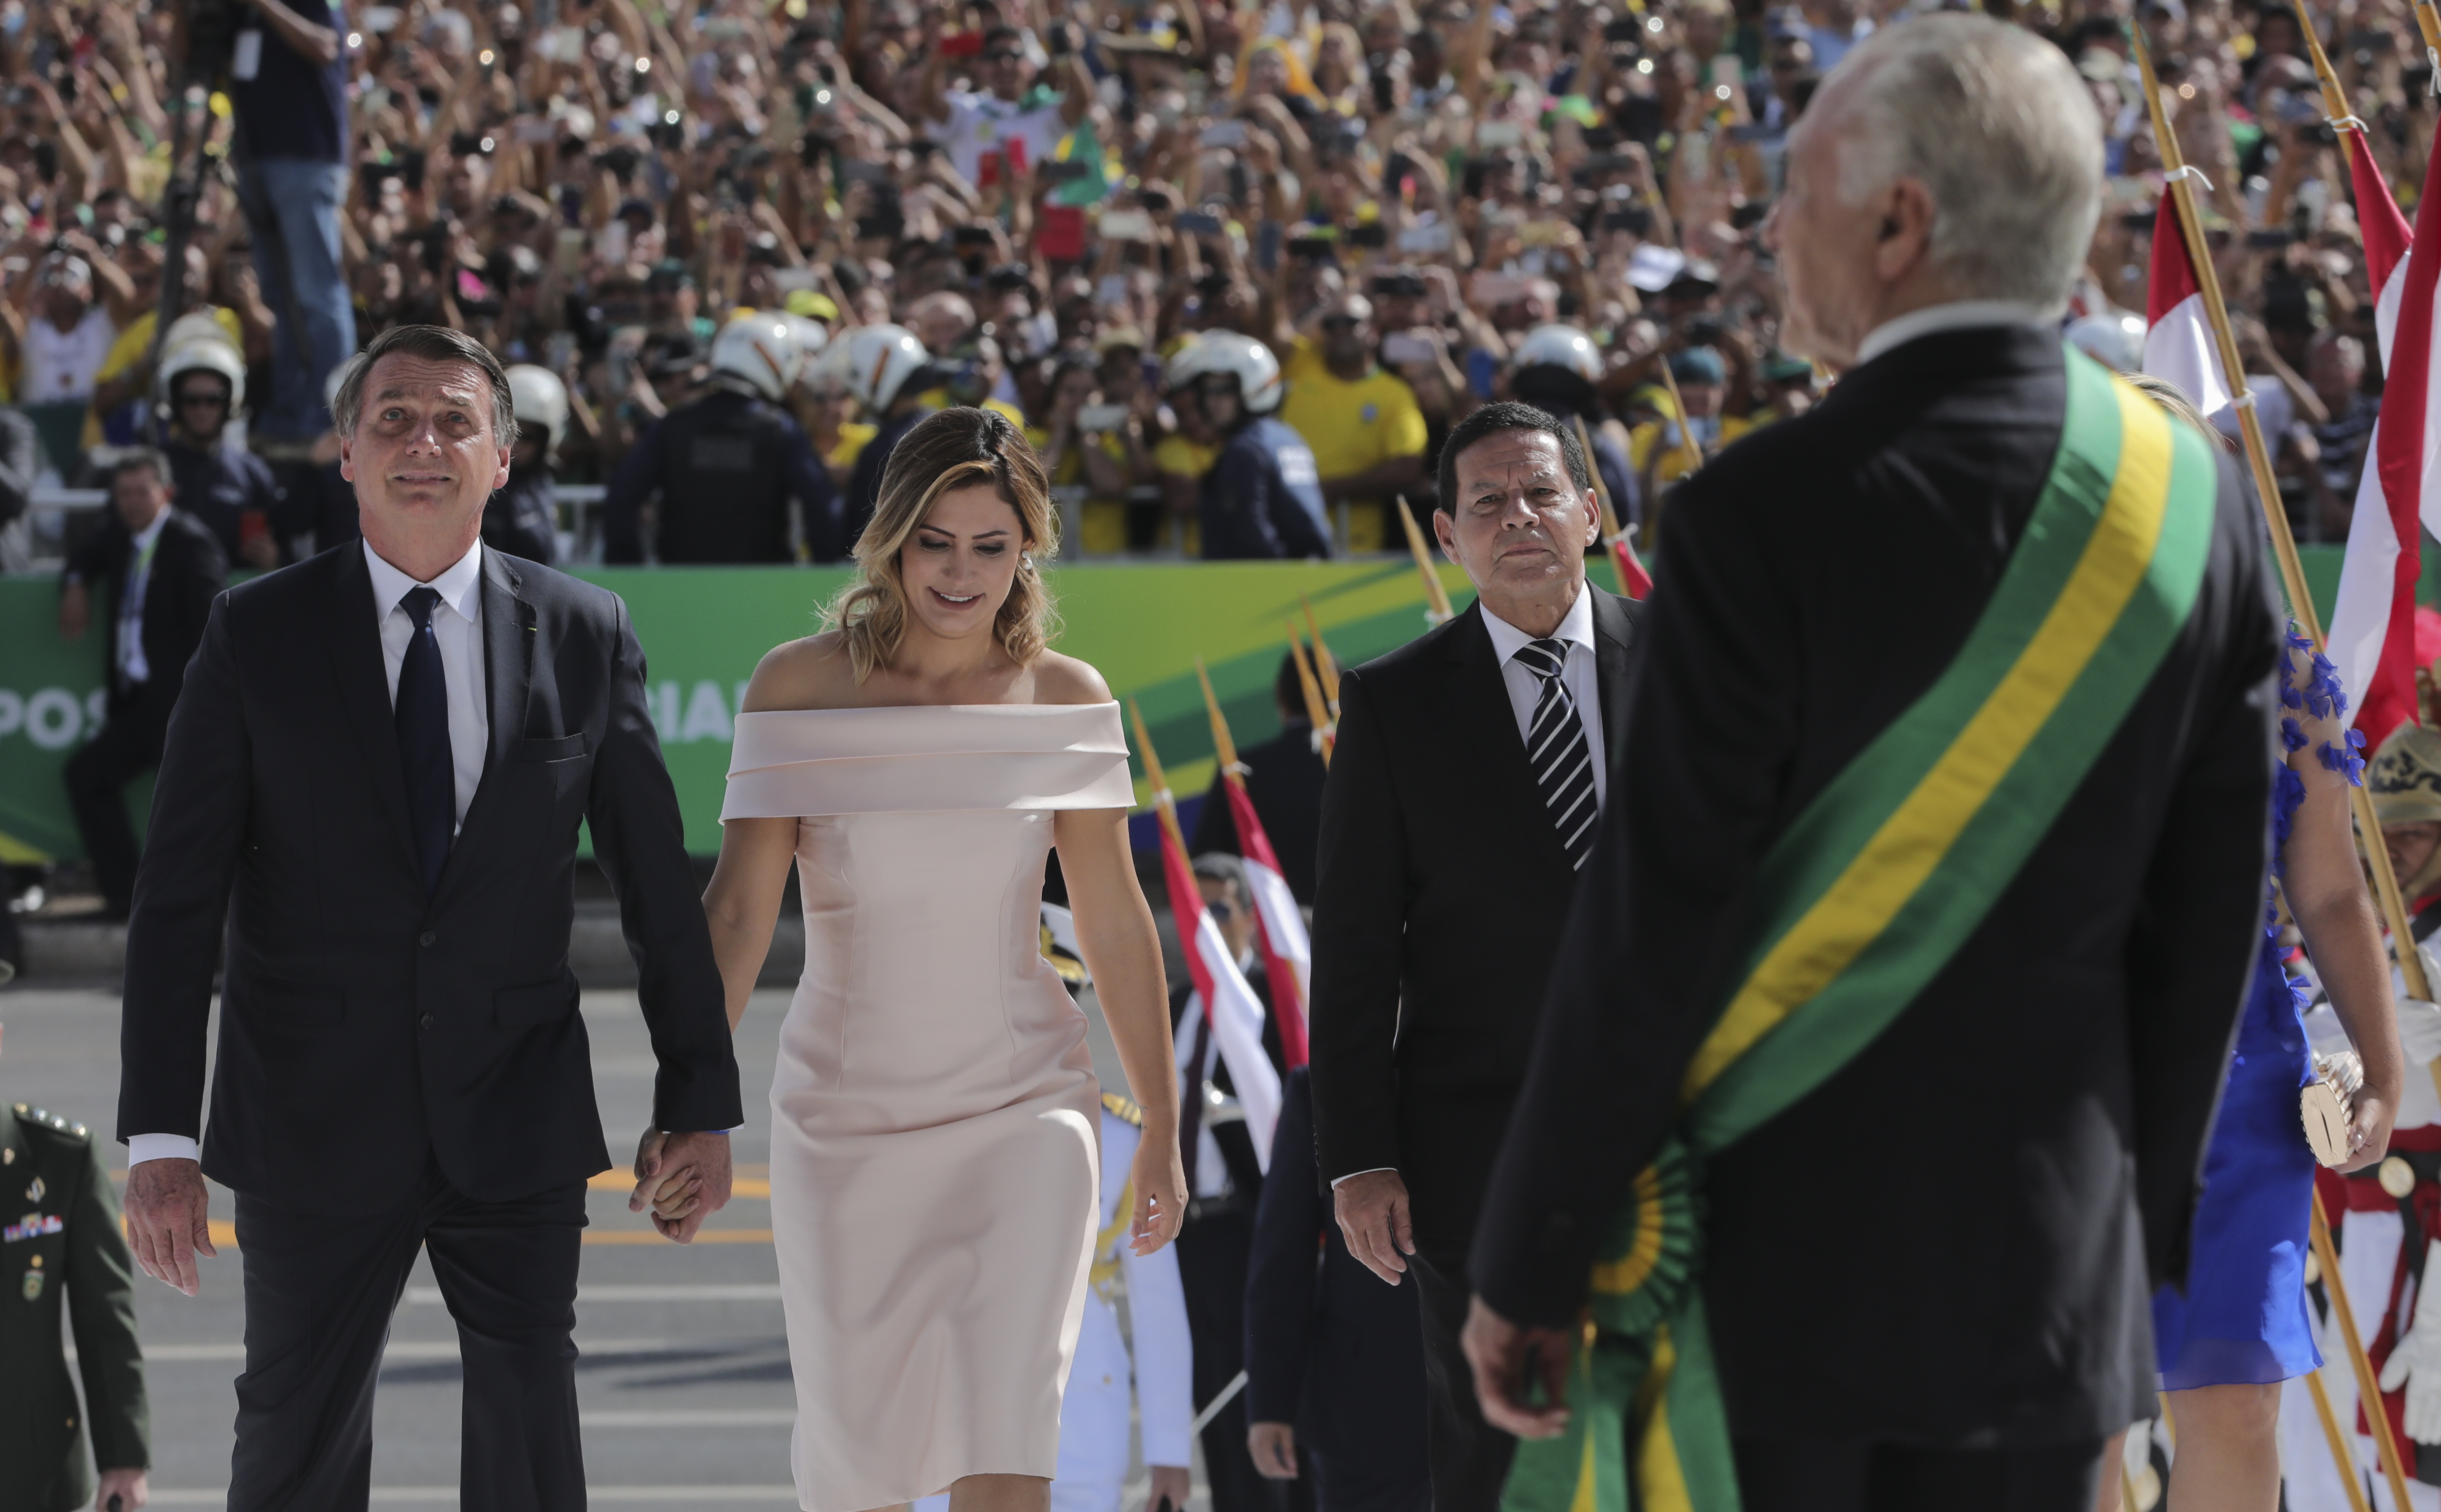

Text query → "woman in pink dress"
[671,407,1187,1512]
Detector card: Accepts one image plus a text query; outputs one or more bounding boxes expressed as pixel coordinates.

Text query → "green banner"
[4,555,1623,861]
[0,543,2367,862]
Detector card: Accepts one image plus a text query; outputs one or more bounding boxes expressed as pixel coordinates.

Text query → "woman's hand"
[2339,1090,2398,1174]
[1128,1120,1188,1255]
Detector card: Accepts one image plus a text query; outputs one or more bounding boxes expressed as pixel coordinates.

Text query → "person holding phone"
[916,22,1097,195]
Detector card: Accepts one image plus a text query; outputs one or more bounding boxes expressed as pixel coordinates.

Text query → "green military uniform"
[0,1103,149,1512]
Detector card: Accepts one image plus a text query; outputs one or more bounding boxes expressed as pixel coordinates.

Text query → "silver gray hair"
[332,323,518,445]
[1822,14,2104,313]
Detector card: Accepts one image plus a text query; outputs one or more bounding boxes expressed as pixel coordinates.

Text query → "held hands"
[93,1468,149,1510]
[630,1127,734,1243]
[1145,1464,1192,1512]
[1461,1294,1577,1441]
[1128,1125,1187,1255]
[123,1158,216,1296]
[1332,1169,1415,1285]
[2383,1239,2441,1444]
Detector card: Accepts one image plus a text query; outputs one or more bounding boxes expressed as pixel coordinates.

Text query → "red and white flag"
[1153,814,1282,1167]
[2327,135,2441,749]
[1217,776,1310,1066]
[2141,185,2234,419]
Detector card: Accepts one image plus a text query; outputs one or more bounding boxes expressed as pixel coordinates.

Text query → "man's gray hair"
[1825,14,2104,312]
[1191,852,1249,898]
[331,323,518,445]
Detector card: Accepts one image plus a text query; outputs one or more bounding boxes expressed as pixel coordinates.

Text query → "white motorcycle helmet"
[811,323,932,412]
[2066,310,2147,374]
[711,312,807,402]
[505,363,570,450]
[1510,323,1604,384]
[783,313,829,383]
[1172,330,1284,414]
[158,336,248,418]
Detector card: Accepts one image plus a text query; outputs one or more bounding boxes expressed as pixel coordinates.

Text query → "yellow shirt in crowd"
[1278,346,1428,553]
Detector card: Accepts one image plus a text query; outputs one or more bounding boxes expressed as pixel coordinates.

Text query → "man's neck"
[1326,354,1369,382]
[1480,575,1584,640]
[366,529,481,586]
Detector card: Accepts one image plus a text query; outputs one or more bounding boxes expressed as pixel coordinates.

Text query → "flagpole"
[2291,0,2364,133]
[1286,627,1336,765]
[2138,37,2423,1507]
[1569,412,1655,598]
[1299,596,1342,719]
[1396,493,1457,624]
[2304,1365,2379,1512]
[2135,32,2433,1007]
[1128,699,1194,856]
[1195,657,1313,1037]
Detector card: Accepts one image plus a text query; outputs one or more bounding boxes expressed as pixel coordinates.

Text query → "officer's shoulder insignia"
[1100,1092,1144,1127]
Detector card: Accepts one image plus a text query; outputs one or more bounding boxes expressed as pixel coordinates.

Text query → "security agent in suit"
[2,1019,150,1512]
[1172,852,1292,1512]
[1308,402,1638,1512]
[1244,1066,1429,1512]
[1464,22,2282,1509]
[1191,653,1328,904]
[57,450,230,919]
[116,325,744,1512]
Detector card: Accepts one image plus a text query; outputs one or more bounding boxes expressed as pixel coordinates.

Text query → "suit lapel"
[433,551,535,906]
[1445,603,1574,879]
[1591,589,1636,759]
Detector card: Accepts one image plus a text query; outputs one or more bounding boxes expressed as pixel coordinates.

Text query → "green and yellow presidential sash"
[1502,349,2221,1512]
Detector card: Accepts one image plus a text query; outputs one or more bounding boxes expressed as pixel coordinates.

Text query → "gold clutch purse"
[2302,1052,2365,1167]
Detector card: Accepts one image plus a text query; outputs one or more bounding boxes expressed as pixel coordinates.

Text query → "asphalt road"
[3,979,1183,1511]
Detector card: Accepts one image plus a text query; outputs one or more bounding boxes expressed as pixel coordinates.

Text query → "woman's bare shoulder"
[743,633,860,713]
[1029,651,1114,707]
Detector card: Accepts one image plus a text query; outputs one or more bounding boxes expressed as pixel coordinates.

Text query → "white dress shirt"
[128,537,494,1170]
[1329,585,1608,1189]
[1854,299,2057,368]
[1481,583,1607,811]
[363,536,491,835]
[115,510,171,686]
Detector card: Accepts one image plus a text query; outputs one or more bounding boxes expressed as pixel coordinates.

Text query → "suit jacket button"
[419,931,436,948]
[420,1014,434,1030]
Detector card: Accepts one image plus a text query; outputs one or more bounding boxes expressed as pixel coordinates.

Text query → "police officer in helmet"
[1507,323,1639,532]
[1175,333,1333,560]
[602,313,842,563]
[490,365,568,564]
[154,332,285,570]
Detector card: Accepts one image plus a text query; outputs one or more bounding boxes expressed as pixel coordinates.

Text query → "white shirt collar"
[129,508,170,554]
[363,536,485,623]
[1854,300,2057,368]
[1480,579,1595,664]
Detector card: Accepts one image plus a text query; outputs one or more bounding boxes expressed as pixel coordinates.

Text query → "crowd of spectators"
[0,0,2429,568]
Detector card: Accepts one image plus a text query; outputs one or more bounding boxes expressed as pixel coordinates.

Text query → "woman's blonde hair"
[2123,372,2232,451]
[824,406,1062,682]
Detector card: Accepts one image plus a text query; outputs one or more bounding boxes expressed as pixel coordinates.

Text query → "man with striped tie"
[1308,401,1640,1512]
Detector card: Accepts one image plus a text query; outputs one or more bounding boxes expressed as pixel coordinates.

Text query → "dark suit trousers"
[1411,1250,1513,1512]
[1732,1438,2104,1512]
[64,691,170,913]
[1178,1206,1282,1512]
[228,1162,586,1512]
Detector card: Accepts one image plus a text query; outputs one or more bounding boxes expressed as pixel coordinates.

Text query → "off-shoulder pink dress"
[721,702,1135,1511]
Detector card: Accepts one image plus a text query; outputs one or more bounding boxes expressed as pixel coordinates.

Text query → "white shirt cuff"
[128,1134,201,1166]
[1330,1166,1396,1189]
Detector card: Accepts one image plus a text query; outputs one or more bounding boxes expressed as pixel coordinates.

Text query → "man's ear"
[1874,178,1937,281]
[337,431,355,483]
[1432,505,1459,557]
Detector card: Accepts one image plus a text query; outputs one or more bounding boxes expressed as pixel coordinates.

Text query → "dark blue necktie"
[396,586,454,896]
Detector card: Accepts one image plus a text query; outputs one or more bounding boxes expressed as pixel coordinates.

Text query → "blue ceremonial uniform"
[1202,419,1332,560]
[603,389,839,563]
[165,437,282,563]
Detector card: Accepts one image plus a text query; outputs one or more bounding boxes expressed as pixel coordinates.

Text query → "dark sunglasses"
[1206,899,1237,920]
[176,390,230,409]
[1319,315,1363,332]
[983,50,1025,62]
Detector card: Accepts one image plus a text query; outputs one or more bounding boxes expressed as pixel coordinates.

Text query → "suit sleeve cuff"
[128,1134,200,1166]
[1328,1166,1396,1189]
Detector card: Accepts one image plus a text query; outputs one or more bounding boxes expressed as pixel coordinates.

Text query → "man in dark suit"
[1308,402,1639,1512]
[1464,20,2281,1510]
[1173,852,1289,1512]
[1192,654,1328,904]
[57,450,228,919]
[1245,1066,1429,1512]
[117,323,744,1512]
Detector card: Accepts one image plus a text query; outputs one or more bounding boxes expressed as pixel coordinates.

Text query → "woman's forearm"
[1079,895,1181,1140]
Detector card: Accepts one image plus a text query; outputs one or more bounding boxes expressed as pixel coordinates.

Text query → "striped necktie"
[1512,637,1598,870]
